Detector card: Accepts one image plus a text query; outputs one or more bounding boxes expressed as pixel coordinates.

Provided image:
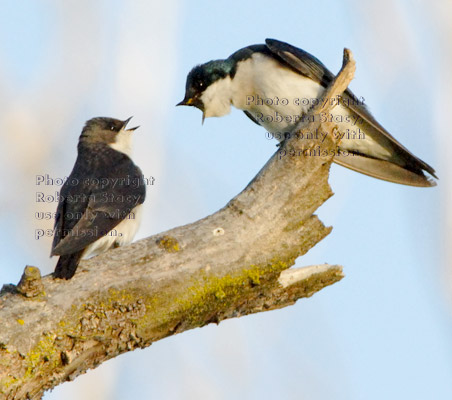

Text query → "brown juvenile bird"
[51,117,145,279]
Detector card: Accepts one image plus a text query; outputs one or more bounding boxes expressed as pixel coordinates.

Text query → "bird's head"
[177,60,234,123]
[80,117,139,157]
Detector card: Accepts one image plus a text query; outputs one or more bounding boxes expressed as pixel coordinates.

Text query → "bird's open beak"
[176,96,204,111]
[122,116,139,132]
[176,98,194,106]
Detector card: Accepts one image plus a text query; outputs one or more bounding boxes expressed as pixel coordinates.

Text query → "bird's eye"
[110,125,116,131]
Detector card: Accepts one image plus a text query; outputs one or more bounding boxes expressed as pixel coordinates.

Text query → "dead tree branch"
[0,49,355,399]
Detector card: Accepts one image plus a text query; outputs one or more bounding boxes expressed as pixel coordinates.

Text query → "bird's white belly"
[249,101,390,159]
[233,53,391,159]
[233,53,324,133]
[82,204,143,259]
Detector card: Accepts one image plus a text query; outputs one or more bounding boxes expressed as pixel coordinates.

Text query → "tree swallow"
[178,39,437,187]
[51,117,146,279]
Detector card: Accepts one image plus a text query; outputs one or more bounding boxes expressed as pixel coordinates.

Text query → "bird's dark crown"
[186,59,234,95]
[82,117,125,135]
[79,117,130,147]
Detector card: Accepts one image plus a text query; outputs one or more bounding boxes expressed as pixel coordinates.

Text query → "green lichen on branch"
[156,236,180,253]
[24,334,59,380]
[132,259,294,336]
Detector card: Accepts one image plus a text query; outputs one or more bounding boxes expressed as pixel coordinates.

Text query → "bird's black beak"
[176,97,204,111]
[176,98,192,106]
[122,116,139,132]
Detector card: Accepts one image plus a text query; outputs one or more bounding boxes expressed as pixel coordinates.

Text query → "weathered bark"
[0,49,355,399]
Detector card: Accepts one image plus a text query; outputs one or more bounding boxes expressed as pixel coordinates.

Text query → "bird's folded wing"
[265,38,437,181]
[51,188,144,256]
[334,154,436,187]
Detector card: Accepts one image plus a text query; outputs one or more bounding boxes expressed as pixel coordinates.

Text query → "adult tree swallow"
[51,117,146,279]
[178,39,437,187]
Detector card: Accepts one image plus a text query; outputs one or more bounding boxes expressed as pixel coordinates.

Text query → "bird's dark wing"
[51,157,91,253]
[51,146,145,256]
[339,91,437,179]
[264,38,437,185]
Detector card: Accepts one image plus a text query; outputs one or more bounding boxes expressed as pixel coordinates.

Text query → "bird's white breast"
[231,53,325,132]
[230,53,391,159]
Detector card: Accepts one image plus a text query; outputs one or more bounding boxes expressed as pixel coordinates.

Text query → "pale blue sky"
[0,1,451,399]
